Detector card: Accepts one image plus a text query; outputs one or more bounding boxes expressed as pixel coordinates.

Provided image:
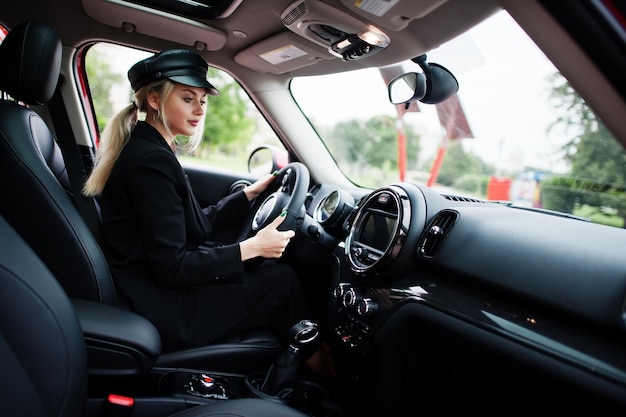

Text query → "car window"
[84,42,284,173]
[291,9,626,229]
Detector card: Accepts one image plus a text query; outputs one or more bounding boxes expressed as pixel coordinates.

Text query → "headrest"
[0,21,61,105]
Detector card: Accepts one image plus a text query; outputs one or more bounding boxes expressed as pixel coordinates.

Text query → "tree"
[85,48,124,133]
[430,141,490,187]
[197,68,255,158]
[321,115,420,187]
[546,73,626,225]
[327,116,420,169]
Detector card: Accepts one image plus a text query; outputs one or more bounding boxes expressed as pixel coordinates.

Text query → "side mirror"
[248,145,289,176]
[388,54,459,106]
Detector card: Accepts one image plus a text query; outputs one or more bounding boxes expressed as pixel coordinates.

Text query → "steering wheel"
[238,162,310,241]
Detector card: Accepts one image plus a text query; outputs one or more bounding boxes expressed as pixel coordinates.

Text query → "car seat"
[0,214,308,417]
[0,20,281,374]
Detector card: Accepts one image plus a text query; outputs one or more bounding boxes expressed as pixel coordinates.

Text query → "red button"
[108,394,134,407]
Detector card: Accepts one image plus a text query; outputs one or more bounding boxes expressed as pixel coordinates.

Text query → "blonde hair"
[83,79,203,196]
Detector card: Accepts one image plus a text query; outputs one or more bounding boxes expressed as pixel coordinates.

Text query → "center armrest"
[71,298,162,376]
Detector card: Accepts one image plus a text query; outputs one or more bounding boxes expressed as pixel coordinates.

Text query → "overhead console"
[235,0,392,73]
[281,0,390,61]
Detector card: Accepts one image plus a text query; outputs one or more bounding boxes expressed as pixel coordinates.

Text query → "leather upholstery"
[0,21,111,303]
[0,20,61,104]
[0,215,88,417]
[0,216,307,417]
[0,20,280,374]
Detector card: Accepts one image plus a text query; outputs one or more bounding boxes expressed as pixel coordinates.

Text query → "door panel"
[183,164,257,207]
[183,163,258,244]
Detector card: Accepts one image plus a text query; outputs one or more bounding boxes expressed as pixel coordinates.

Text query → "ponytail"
[82,103,137,196]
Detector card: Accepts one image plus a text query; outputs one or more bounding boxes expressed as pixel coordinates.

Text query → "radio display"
[357,210,396,250]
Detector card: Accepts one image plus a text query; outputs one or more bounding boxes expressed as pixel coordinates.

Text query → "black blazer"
[99,121,253,350]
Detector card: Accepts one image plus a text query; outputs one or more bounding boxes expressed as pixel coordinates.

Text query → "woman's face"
[163,83,207,137]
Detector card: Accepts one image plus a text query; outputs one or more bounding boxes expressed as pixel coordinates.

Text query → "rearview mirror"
[420,62,459,104]
[388,72,426,104]
[388,54,459,106]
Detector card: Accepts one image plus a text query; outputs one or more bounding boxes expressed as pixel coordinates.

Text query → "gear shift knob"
[287,320,320,357]
[260,320,320,397]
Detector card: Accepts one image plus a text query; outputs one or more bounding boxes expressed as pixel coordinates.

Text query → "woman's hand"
[239,211,295,261]
[243,171,278,201]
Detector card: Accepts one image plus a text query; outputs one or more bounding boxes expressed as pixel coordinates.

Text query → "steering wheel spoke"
[239,162,310,240]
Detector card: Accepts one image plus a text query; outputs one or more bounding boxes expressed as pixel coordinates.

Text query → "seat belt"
[48,77,104,243]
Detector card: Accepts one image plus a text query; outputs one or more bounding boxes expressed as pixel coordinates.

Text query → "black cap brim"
[169,75,219,96]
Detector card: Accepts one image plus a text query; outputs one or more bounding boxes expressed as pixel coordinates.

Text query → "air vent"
[281,1,307,26]
[442,194,486,203]
[229,179,251,194]
[418,210,458,258]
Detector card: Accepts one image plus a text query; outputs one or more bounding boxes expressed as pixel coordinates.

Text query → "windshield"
[291,10,626,228]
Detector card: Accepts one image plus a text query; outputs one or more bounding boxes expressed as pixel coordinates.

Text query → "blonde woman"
[83,50,313,359]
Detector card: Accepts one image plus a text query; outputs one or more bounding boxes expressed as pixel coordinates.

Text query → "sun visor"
[81,0,227,51]
[234,31,333,74]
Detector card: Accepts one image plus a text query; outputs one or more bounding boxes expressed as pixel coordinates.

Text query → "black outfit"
[99,121,309,352]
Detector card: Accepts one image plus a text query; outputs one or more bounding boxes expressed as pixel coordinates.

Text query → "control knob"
[357,297,378,318]
[342,287,360,308]
[333,283,351,299]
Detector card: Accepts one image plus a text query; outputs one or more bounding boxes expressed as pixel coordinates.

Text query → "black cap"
[128,49,219,96]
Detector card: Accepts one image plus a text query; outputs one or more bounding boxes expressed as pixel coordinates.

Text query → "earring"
[152,109,159,122]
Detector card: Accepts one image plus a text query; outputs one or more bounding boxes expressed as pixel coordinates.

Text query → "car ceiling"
[3,0,502,77]
[2,0,626,147]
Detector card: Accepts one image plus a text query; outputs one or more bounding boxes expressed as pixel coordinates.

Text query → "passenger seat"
[0,214,307,417]
[0,20,281,374]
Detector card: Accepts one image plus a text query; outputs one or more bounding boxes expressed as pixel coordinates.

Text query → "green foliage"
[550,72,626,187]
[434,141,491,187]
[574,205,624,228]
[452,174,488,197]
[541,176,626,226]
[85,47,124,132]
[323,115,421,187]
[540,176,584,214]
[198,68,255,158]
[546,73,626,227]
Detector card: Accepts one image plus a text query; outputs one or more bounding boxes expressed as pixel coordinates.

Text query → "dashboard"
[305,181,626,409]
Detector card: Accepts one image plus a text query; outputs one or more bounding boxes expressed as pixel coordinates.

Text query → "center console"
[74,301,340,417]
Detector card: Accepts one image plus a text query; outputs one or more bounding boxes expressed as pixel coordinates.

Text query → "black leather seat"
[0,20,280,374]
[0,215,307,417]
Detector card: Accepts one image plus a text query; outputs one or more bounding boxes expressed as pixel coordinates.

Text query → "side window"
[84,43,284,173]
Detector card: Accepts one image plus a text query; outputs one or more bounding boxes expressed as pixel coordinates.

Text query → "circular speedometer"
[313,189,355,238]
